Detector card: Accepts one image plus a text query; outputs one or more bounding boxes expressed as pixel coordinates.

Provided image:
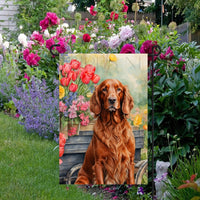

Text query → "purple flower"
[12,76,59,140]
[119,25,134,41]
[0,54,3,65]
[108,35,122,49]
[137,187,144,195]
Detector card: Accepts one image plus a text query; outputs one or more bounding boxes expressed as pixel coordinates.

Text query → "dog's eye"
[117,88,121,92]
[102,88,107,92]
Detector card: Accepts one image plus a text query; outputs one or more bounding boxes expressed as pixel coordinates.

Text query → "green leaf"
[195,65,200,73]
[156,115,165,126]
[167,79,176,89]
[171,153,178,166]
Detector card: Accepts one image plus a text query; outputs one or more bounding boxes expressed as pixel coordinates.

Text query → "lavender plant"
[12,77,59,140]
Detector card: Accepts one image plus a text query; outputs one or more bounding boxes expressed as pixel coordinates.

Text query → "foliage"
[12,77,59,140]
[128,186,152,200]
[166,0,200,31]
[72,0,95,11]
[3,0,70,38]
[148,45,200,167]
[0,48,20,110]
[166,149,200,200]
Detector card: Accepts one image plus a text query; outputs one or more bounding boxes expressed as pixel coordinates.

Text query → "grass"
[0,112,102,200]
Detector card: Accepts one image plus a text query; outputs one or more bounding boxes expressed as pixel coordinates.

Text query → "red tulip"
[92,74,100,84]
[84,64,96,78]
[69,83,78,92]
[81,72,91,84]
[70,59,81,70]
[62,63,71,76]
[60,77,71,86]
[59,147,64,157]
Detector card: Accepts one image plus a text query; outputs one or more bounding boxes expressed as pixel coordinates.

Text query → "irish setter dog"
[75,79,135,185]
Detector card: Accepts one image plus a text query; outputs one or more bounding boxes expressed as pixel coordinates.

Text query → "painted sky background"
[61,54,148,109]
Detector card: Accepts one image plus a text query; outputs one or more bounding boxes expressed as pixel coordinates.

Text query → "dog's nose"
[108,97,116,105]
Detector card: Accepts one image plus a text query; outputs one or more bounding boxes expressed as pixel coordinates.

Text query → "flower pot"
[68,122,80,136]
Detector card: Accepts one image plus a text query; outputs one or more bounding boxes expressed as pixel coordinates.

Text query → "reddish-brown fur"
[75,79,135,185]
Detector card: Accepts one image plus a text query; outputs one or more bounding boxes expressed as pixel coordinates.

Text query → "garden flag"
[59,54,148,185]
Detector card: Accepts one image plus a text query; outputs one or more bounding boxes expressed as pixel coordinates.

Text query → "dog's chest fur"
[94,121,132,184]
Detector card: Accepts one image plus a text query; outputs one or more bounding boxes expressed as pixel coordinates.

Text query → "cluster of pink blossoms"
[40,12,60,31]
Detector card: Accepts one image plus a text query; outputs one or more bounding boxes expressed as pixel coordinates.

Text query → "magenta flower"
[30,31,44,45]
[56,38,67,54]
[112,196,118,200]
[71,34,76,44]
[160,46,174,61]
[176,57,186,71]
[46,37,55,50]
[26,53,41,66]
[90,5,97,16]
[40,17,49,31]
[24,73,30,81]
[120,44,135,53]
[23,48,30,60]
[15,113,20,118]
[46,12,60,26]
[140,40,158,62]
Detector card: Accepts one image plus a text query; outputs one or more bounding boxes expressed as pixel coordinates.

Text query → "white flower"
[108,35,121,49]
[3,41,9,49]
[119,25,134,41]
[44,29,50,38]
[61,23,69,29]
[18,33,27,47]
[19,25,23,30]
[91,33,96,38]
[66,28,75,33]
[0,34,2,45]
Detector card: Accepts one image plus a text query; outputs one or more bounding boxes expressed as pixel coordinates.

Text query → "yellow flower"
[109,54,117,62]
[86,92,93,98]
[143,108,148,114]
[59,86,65,99]
[134,114,142,127]
[59,74,61,80]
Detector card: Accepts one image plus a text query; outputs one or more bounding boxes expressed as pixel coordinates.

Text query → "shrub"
[12,77,59,140]
[166,149,200,200]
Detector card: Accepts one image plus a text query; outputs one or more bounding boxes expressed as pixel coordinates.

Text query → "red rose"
[69,83,78,92]
[60,77,71,86]
[83,34,91,42]
[92,74,100,84]
[70,59,81,70]
[84,64,96,78]
[110,11,119,20]
[120,44,135,53]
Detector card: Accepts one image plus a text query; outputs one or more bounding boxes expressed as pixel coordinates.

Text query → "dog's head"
[90,79,134,117]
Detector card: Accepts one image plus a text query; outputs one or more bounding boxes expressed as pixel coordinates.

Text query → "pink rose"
[56,38,67,54]
[23,48,30,60]
[90,5,97,16]
[40,17,49,30]
[46,37,55,50]
[30,31,44,45]
[110,11,119,20]
[26,53,41,66]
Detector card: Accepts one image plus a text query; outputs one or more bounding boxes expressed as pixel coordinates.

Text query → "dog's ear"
[122,85,134,117]
[90,85,101,116]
